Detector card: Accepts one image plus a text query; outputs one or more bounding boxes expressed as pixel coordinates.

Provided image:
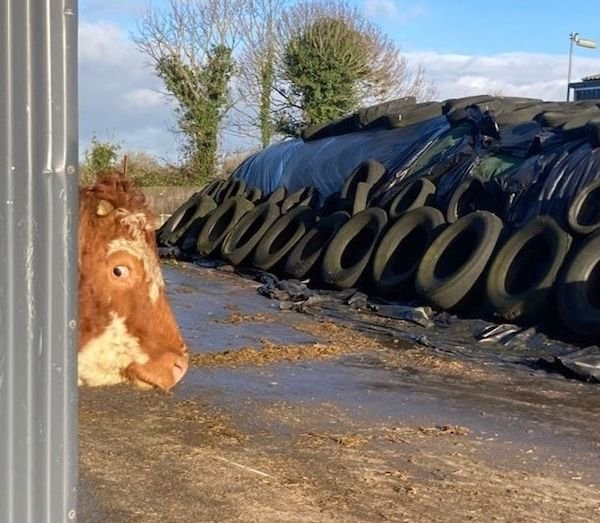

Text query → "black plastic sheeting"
[157,251,600,385]
[174,96,600,384]
[504,141,600,228]
[233,98,600,229]
[249,268,600,384]
[235,116,448,198]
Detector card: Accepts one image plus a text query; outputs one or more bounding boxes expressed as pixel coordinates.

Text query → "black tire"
[209,180,229,201]
[357,97,416,127]
[174,196,218,251]
[535,107,600,128]
[266,186,287,205]
[485,216,572,323]
[320,191,349,215]
[196,196,255,257]
[368,179,406,210]
[352,182,372,215]
[567,179,600,235]
[387,178,436,220]
[321,208,388,289]
[281,186,318,213]
[445,176,496,223]
[221,202,281,266]
[445,106,473,126]
[415,211,504,310]
[284,211,351,279]
[384,102,443,129]
[477,97,542,113]
[301,114,360,141]
[251,206,317,270]
[221,178,246,201]
[442,95,494,115]
[557,231,600,338]
[246,186,263,203]
[372,206,446,295]
[562,113,600,140]
[201,179,225,198]
[212,179,234,204]
[341,159,386,201]
[495,104,547,126]
[157,192,202,246]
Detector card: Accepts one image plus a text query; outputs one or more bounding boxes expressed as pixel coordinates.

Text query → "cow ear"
[96,200,114,216]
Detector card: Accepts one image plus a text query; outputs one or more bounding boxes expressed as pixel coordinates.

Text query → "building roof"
[582,73,600,82]
[570,73,600,89]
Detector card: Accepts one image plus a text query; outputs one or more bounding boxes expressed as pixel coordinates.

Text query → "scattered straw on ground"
[214,311,276,324]
[292,321,382,350]
[383,425,470,444]
[302,432,369,448]
[300,424,470,449]
[380,347,486,379]
[190,341,349,367]
[418,425,470,436]
[190,320,381,368]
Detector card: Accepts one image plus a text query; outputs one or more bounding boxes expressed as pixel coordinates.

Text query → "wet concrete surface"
[166,264,318,351]
[78,262,600,522]
[186,358,599,478]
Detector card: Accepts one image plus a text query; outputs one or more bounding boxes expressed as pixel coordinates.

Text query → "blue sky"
[82,0,600,55]
[79,0,600,160]
[360,0,600,55]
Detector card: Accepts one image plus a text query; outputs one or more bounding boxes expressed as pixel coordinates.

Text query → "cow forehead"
[78,312,149,387]
[107,235,164,303]
[117,210,157,234]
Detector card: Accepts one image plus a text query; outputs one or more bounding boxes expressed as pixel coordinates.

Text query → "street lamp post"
[567,32,597,102]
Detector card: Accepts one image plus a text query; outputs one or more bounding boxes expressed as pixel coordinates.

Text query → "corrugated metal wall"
[0,0,78,521]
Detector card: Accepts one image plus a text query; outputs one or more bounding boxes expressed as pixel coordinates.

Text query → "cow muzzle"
[125,347,189,391]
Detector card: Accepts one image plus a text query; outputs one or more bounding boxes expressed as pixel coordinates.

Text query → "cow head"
[78,171,188,391]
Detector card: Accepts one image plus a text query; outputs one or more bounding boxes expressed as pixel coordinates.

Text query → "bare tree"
[231,0,290,149]
[134,0,246,183]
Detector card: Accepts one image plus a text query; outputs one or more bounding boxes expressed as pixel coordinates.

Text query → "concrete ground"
[79,262,600,522]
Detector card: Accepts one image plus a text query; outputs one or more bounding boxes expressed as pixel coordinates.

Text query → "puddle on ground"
[165,264,317,352]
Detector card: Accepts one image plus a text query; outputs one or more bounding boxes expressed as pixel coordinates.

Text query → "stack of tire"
[557,179,600,339]
[157,96,600,342]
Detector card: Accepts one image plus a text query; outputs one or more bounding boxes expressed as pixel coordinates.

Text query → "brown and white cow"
[78,171,188,391]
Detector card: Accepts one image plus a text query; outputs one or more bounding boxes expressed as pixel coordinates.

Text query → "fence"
[0,1,79,521]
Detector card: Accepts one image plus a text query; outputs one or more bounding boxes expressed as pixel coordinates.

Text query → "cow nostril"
[171,353,188,385]
[172,364,187,385]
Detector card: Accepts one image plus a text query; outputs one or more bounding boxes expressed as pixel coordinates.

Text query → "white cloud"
[79,22,131,65]
[362,0,427,26]
[79,21,178,160]
[405,51,600,101]
[78,16,600,163]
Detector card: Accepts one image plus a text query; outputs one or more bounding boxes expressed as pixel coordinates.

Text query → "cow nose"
[172,351,188,386]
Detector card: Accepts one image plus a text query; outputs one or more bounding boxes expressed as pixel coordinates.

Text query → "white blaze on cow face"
[107,211,164,303]
[78,312,149,387]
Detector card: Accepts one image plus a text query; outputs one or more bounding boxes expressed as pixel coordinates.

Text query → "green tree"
[274,0,435,135]
[80,135,121,185]
[134,0,244,184]
[283,16,366,127]
[235,0,286,149]
[156,45,234,181]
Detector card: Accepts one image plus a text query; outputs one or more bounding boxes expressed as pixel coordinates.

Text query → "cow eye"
[112,265,130,278]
